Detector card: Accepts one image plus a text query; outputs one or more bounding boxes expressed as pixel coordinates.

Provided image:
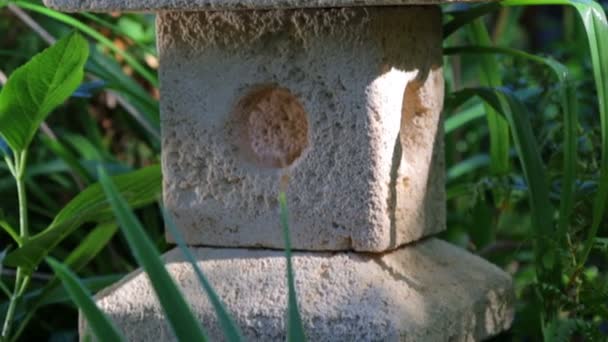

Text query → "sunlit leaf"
[0,32,88,152]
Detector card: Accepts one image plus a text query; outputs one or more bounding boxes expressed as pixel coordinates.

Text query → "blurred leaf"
[4,165,161,271]
[163,208,243,342]
[278,192,306,342]
[40,135,93,184]
[0,32,88,152]
[71,80,106,99]
[450,87,558,282]
[98,167,208,341]
[0,218,20,245]
[46,257,125,342]
[447,154,490,181]
[13,1,158,87]
[444,102,485,134]
[64,222,118,271]
[466,19,511,175]
[444,44,578,252]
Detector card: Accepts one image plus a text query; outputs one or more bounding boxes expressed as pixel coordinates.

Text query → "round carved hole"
[233,85,309,168]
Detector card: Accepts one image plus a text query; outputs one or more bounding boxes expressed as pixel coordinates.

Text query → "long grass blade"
[278,190,306,342]
[466,20,511,175]
[98,167,208,341]
[162,207,244,342]
[46,257,125,342]
[450,87,558,283]
[445,44,578,250]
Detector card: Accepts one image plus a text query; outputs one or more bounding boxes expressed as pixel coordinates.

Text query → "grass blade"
[98,167,208,341]
[450,87,558,283]
[445,44,578,252]
[278,191,306,342]
[162,207,244,342]
[466,19,511,175]
[46,257,125,342]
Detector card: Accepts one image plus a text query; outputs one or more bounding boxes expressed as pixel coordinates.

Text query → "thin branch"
[8,5,55,44]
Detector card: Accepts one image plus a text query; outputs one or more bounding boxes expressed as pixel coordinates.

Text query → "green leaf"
[98,167,208,342]
[450,87,558,282]
[7,222,118,341]
[466,20,511,175]
[0,218,21,246]
[444,44,578,254]
[40,135,94,184]
[13,1,158,88]
[4,165,161,271]
[162,208,243,342]
[64,222,118,271]
[46,257,125,342]
[442,0,608,273]
[0,32,88,152]
[278,192,307,342]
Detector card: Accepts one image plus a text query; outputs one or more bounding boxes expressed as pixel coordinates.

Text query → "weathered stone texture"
[82,239,514,341]
[45,0,497,12]
[159,7,445,251]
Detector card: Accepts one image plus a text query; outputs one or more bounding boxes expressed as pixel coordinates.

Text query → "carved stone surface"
[81,239,515,341]
[44,0,496,12]
[159,7,446,252]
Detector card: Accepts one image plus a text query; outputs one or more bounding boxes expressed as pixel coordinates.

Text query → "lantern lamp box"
[44,0,514,340]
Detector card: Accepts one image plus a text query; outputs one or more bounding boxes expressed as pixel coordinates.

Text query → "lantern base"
[81,238,514,341]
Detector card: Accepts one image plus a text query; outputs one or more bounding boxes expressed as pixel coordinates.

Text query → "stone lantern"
[45,0,514,340]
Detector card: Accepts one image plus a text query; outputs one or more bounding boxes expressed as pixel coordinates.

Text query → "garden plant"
[0,0,607,340]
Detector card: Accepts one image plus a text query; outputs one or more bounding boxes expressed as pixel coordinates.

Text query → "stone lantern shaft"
[45,0,514,340]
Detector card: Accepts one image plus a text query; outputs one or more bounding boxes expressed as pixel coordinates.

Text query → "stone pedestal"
[85,239,514,341]
[44,0,512,340]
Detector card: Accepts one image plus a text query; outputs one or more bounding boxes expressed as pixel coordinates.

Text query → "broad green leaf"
[8,223,118,342]
[98,167,208,342]
[278,192,306,342]
[46,258,125,342]
[0,32,88,152]
[163,208,243,342]
[4,165,161,271]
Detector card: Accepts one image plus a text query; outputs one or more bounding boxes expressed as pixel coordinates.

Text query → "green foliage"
[98,167,208,341]
[444,0,608,339]
[46,257,125,342]
[467,20,511,175]
[4,165,161,272]
[279,191,307,342]
[0,32,88,152]
[163,208,244,342]
[1,1,607,341]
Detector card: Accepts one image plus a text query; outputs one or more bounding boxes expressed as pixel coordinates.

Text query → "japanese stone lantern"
[45,0,514,340]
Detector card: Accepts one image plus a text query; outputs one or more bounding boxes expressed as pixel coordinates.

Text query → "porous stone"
[81,238,514,341]
[44,0,497,12]
[160,7,446,252]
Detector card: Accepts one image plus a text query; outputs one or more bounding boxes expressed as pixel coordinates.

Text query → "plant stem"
[1,151,29,339]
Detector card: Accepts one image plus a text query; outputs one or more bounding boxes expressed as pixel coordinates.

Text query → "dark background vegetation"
[1,1,607,341]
